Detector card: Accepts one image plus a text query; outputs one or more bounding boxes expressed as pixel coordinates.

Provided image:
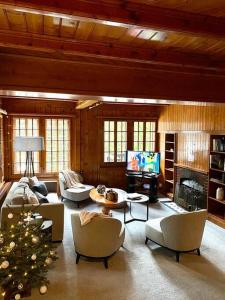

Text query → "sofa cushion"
[46,193,60,204]
[32,182,48,196]
[29,176,39,187]
[11,195,29,205]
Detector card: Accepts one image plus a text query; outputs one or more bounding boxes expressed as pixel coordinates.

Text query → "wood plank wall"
[80,103,162,188]
[158,104,225,176]
[2,98,162,188]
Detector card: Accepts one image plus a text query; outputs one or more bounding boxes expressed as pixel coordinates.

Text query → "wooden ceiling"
[0,0,225,103]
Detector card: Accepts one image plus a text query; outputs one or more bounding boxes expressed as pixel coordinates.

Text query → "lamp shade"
[14,136,44,152]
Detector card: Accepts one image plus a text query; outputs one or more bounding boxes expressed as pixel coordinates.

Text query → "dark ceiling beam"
[0,30,224,73]
[1,53,225,103]
[0,0,225,38]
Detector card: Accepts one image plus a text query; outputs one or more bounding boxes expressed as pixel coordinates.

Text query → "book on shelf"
[212,138,225,152]
[210,155,225,170]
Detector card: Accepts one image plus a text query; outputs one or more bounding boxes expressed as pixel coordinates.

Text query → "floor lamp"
[14,136,44,177]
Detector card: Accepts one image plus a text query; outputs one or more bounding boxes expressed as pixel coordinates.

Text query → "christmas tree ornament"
[31,254,37,261]
[10,241,16,248]
[0,207,58,298]
[32,236,39,244]
[8,213,13,219]
[45,257,53,265]
[1,260,9,269]
[39,285,48,295]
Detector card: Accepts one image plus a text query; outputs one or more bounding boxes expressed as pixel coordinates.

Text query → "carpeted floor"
[29,198,225,300]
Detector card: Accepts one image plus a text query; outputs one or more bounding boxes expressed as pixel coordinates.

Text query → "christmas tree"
[0,206,58,300]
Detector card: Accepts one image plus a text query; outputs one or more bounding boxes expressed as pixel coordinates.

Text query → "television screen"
[126,151,160,174]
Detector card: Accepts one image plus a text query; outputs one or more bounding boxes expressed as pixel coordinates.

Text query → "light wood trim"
[1,0,225,38]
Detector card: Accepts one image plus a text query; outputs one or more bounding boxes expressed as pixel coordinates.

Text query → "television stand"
[125,172,158,203]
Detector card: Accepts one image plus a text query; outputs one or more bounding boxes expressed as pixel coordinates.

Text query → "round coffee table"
[90,188,127,215]
[124,194,149,224]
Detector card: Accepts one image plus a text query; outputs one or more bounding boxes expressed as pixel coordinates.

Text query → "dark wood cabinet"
[208,135,225,228]
[164,133,177,200]
[126,172,158,202]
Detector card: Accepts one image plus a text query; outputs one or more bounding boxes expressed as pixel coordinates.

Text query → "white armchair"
[59,172,94,207]
[145,209,207,262]
[71,212,125,268]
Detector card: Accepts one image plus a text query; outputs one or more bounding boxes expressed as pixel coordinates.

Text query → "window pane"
[13,117,40,174]
[45,118,71,173]
[103,120,127,163]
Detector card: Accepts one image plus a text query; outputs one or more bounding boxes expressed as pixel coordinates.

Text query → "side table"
[124,194,150,224]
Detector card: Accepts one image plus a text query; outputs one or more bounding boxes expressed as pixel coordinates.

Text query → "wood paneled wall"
[80,104,162,188]
[2,99,162,188]
[158,104,225,174]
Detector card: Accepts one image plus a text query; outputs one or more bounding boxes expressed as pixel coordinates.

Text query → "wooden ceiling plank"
[3,8,11,29]
[0,0,225,38]
[0,29,224,72]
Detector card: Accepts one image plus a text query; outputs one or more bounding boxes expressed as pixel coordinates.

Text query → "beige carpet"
[26,198,225,300]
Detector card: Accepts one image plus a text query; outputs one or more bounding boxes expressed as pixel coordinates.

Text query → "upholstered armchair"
[71,212,125,268]
[145,209,207,262]
[58,172,94,207]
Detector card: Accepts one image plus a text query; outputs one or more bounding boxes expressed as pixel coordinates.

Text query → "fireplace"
[174,167,207,211]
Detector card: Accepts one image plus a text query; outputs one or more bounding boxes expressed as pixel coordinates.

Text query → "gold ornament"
[32,236,39,244]
[39,285,48,295]
[31,254,37,260]
[45,257,53,265]
[10,241,16,248]
[18,283,23,290]
[15,293,21,300]
[1,260,9,269]
[8,213,13,219]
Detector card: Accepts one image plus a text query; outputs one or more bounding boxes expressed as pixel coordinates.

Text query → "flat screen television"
[126,150,160,174]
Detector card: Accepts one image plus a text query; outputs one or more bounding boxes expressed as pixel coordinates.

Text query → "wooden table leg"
[102,207,111,216]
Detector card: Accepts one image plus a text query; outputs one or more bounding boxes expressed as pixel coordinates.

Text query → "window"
[13,118,40,174]
[104,121,127,163]
[103,120,157,163]
[133,121,156,152]
[45,119,71,173]
[145,122,156,151]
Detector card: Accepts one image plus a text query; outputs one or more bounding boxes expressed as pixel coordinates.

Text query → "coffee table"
[124,194,150,224]
[90,188,127,215]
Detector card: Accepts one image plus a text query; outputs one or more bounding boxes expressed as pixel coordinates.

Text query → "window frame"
[11,116,72,177]
[103,120,128,164]
[102,118,158,165]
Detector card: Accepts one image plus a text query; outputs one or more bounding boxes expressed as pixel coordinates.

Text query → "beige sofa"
[145,209,207,262]
[0,181,64,242]
[71,212,125,268]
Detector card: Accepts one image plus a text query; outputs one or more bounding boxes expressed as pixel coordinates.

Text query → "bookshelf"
[208,135,225,228]
[164,133,177,199]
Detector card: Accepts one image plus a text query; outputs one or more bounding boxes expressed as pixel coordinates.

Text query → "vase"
[216,187,224,201]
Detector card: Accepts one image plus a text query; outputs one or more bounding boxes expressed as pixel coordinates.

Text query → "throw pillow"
[34,191,49,204]
[32,182,48,196]
[19,177,29,185]
[27,189,39,205]
[29,176,39,188]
